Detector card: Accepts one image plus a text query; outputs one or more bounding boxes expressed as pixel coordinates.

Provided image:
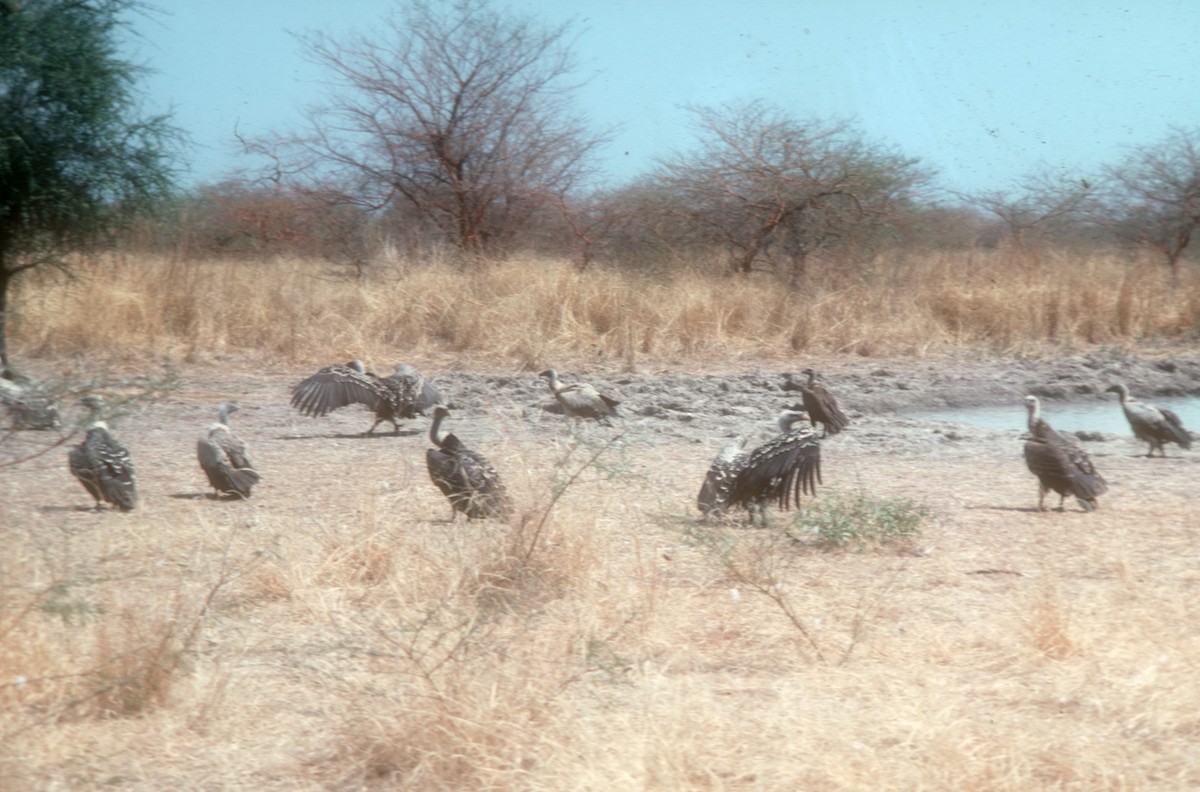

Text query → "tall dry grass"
[10,247,1198,367]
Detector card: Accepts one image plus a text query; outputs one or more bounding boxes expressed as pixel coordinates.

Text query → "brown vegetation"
[9,248,1199,368]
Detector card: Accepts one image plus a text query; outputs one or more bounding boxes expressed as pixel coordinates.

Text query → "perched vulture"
[197,403,260,498]
[795,368,849,437]
[0,372,60,430]
[1022,395,1107,512]
[69,399,137,511]
[426,406,512,521]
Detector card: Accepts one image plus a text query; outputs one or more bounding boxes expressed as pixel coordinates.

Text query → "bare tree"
[648,102,931,278]
[248,0,607,256]
[1098,127,1200,280]
[173,180,371,266]
[964,168,1096,248]
[536,188,638,270]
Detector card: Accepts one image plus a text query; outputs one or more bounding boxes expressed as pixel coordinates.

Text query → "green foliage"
[798,490,929,551]
[0,0,178,251]
[38,582,104,625]
[0,0,180,367]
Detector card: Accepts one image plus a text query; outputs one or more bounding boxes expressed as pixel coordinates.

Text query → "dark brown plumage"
[1106,383,1192,457]
[291,360,442,434]
[539,368,620,425]
[697,439,747,519]
[796,368,849,437]
[197,403,260,498]
[69,401,137,512]
[698,410,821,522]
[426,406,512,521]
[1023,395,1107,512]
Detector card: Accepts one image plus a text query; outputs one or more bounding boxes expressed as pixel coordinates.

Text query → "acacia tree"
[964,169,1096,249]
[650,102,931,277]
[254,0,606,255]
[0,0,177,374]
[1098,127,1200,280]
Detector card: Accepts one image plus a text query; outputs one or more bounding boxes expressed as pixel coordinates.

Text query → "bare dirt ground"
[6,348,1198,533]
[2,350,1199,789]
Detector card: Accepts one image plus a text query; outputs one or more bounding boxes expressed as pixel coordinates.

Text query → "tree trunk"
[0,257,10,376]
[1166,248,1183,285]
[1166,223,1193,285]
[733,245,758,275]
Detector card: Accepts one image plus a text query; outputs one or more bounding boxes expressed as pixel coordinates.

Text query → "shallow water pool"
[914,396,1200,435]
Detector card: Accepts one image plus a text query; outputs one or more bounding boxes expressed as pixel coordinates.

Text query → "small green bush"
[799,490,930,551]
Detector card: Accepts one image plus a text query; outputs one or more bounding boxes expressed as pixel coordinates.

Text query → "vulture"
[0,372,60,430]
[1106,383,1192,457]
[698,409,822,523]
[1022,395,1107,512]
[69,399,137,511]
[426,406,512,521]
[539,368,620,425]
[697,439,749,519]
[795,368,849,437]
[197,403,260,498]
[291,360,442,434]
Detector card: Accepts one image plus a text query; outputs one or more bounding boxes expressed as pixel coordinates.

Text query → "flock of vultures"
[21,361,1192,520]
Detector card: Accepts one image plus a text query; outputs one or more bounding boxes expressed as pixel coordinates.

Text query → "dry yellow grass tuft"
[10,248,1198,367]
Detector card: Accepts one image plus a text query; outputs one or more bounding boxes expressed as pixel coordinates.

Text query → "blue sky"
[128,1,1200,195]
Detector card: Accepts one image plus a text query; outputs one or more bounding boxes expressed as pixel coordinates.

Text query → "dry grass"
[2,383,1199,789]
[9,247,1198,368]
[3,248,1199,787]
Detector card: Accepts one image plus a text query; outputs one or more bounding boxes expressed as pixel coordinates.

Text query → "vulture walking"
[69,399,137,511]
[1106,383,1192,457]
[539,368,620,425]
[197,403,260,498]
[795,368,849,437]
[426,406,512,521]
[1022,395,1107,512]
[698,409,822,523]
[291,360,442,435]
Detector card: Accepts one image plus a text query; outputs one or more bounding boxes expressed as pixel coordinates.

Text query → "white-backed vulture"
[538,368,620,425]
[1106,383,1192,457]
[291,360,442,435]
[0,371,60,430]
[426,406,512,521]
[69,400,137,511]
[197,403,260,498]
[1022,395,1107,512]
[698,409,821,523]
